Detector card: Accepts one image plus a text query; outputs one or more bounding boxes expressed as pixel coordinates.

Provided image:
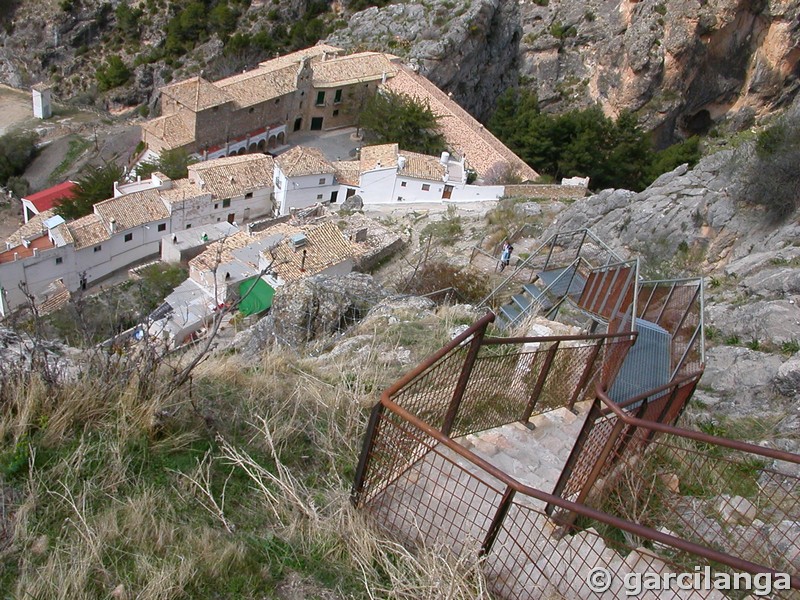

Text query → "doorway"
[311,117,323,131]
[293,117,302,132]
[330,191,338,204]
[227,213,235,224]
[442,185,454,200]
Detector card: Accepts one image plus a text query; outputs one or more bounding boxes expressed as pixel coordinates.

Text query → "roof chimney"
[110,218,117,233]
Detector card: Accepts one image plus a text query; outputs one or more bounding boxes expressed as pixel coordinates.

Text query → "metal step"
[499,303,521,324]
[512,293,533,312]
[523,283,554,311]
[538,266,586,298]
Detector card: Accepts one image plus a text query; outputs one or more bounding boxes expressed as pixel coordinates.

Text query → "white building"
[274,143,505,214]
[0,155,276,317]
[32,83,52,119]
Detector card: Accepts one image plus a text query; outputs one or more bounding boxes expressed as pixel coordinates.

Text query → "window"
[157,223,166,232]
[275,177,282,189]
[245,192,253,199]
[319,177,326,185]
[248,107,255,113]
[93,245,102,252]
[124,233,133,242]
[214,203,219,209]
[222,198,231,208]
[274,98,280,104]
[332,109,339,117]
[316,194,323,200]
[422,184,430,191]
[400,181,407,187]
[334,89,342,103]
[186,224,192,229]
[55,257,63,265]
[316,90,325,106]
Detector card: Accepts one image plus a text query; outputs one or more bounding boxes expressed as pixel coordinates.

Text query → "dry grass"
[0,318,493,598]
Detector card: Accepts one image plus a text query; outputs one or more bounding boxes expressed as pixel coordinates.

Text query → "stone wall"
[504,184,588,200]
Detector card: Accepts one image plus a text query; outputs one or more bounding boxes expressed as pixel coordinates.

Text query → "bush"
[0,131,38,187]
[95,55,131,91]
[403,261,490,304]
[56,162,126,219]
[360,90,446,155]
[736,116,800,221]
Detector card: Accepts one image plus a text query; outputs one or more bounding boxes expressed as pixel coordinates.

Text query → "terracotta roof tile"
[217,65,298,107]
[312,52,398,87]
[382,68,539,181]
[38,279,71,315]
[276,146,335,177]
[23,181,77,213]
[4,210,55,248]
[161,76,231,111]
[141,114,194,151]
[269,221,353,283]
[360,144,398,172]
[93,189,171,232]
[189,154,274,198]
[398,151,446,182]
[333,160,361,186]
[68,214,110,250]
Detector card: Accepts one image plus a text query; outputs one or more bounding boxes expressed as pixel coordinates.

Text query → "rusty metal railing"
[354,396,800,598]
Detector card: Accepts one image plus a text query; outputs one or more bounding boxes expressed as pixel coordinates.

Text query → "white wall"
[0,245,74,313]
[448,184,505,202]
[275,168,339,215]
[355,167,398,204]
[169,188,272,230]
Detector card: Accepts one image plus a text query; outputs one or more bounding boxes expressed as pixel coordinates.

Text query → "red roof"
[24,181,78,213]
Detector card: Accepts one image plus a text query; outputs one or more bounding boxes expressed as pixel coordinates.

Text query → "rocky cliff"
[328,0,800,143]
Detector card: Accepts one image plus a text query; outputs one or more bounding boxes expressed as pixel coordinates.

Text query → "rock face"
[330,0,800,141]
[328,0,522,121]
[232,272,388,356]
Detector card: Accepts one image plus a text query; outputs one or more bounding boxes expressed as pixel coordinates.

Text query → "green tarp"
[238,278,275,316]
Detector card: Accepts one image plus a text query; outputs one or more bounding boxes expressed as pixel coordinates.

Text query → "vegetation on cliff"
[489,89,701,191]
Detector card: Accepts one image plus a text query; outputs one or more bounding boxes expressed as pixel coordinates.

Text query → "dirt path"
[0,84,33,136]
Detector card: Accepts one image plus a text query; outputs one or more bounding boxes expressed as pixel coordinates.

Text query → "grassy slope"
[0,309,490,599]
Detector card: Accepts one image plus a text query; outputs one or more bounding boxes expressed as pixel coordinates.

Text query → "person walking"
[500,241,513,271]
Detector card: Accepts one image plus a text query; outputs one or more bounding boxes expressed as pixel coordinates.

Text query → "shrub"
[736,115,800,221]
[360,89,446,155]
[0,131,38,187]
[95,55,131,91]
[56,161,126,219]
[403,261,490,304]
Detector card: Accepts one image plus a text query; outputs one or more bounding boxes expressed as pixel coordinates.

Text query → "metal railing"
[637,277,705,376]
[353,314,799,598]
[479,228,625,309]
[355,393,800,598]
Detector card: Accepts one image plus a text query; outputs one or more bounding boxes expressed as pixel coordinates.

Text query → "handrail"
[383,312,495,399]
[610,371,703,412]
[596,382,800,465]
[376,395,800,588]
[483,329,636,346]
[504,256,583,329]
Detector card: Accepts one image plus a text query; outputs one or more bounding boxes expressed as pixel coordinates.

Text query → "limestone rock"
[715,495,757,525]
[775,355,800,397]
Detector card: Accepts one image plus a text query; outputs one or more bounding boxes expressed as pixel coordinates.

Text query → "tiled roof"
[38,279,71,316]
[312,52,398,87]
[159,178,202,206]
[256,44,343,70]
[189,231,253,272]
[141,114,194,151]
[23,181,77,213]
[4,210,56,247]
[94,189,170,232]
[68,214,110,250]
[276,146,335,177]
[382,68,539,181]
[269,221,353,283]
[399,151,446,182]
[217,65,298,108]
[360,143,398,172]
[189,154,274,198]
[161,76,231,111]
[332,160,361,186]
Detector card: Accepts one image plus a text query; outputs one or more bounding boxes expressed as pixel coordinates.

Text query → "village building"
[140,44,538,183]
[21,181,77,223]
[150,216,362,345]
[0,155,276,316]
